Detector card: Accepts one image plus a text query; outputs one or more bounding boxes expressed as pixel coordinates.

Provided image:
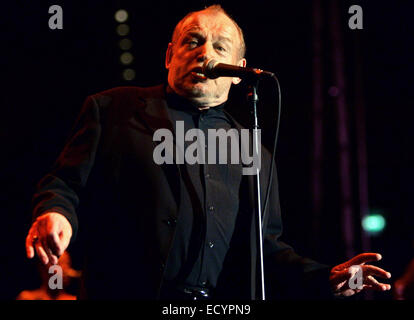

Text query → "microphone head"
[202,59,219,79]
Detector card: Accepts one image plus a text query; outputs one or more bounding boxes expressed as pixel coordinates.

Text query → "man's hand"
[25,212,72,265]
[330,253,392,297]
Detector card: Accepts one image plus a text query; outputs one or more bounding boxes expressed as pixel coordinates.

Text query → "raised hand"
[330,253,391,297]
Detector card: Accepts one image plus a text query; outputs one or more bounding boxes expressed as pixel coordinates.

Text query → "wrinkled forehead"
[176,11,240,42]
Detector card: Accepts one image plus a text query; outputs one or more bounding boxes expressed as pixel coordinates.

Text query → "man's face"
[165,11,246,107]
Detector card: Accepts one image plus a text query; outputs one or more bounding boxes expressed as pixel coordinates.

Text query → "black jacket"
[32,84,333,299]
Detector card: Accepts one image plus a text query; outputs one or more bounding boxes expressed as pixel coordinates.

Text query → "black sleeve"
[31,95,102,241]
[262,161,334,299]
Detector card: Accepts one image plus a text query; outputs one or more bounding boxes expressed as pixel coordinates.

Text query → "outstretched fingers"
[331,265,391,292]
[343,253,382,268]
[362,265,391,280]
[364,275,392,291]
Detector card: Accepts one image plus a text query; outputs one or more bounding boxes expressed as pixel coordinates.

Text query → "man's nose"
[196,42,214,63]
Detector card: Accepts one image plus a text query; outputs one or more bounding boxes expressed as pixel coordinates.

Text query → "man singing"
[25,5,391,300]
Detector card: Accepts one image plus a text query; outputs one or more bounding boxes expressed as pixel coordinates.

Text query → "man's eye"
[215,45,227,52]
[187,40,198,48]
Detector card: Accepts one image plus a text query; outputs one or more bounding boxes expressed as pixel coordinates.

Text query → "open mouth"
[190,67,207,80]
[191,72,207,80]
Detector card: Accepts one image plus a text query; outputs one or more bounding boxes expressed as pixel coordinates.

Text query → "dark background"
[1,0,413,300]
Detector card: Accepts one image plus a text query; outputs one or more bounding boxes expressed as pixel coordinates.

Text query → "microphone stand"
[247,80,266,300]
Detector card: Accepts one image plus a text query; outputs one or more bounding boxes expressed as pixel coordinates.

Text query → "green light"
[362,214,386,234]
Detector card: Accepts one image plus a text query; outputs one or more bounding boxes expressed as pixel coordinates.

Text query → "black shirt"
[162,90,243,292]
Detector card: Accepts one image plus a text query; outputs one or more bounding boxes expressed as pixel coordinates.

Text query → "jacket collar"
[133,84,175,135]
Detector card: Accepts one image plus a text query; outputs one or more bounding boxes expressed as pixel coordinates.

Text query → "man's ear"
[165,43,173,69]
[232,58,247,85]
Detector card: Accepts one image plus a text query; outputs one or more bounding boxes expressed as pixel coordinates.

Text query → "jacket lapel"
[133,84,182,216]
[134,84,175,134]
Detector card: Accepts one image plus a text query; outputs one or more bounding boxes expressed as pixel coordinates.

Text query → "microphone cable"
[261,74,282,231]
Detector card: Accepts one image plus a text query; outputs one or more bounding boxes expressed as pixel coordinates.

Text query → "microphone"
[202,59,274,79]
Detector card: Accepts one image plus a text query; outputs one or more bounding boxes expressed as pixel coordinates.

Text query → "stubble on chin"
[172,79,230,107]
[176,81,209,98]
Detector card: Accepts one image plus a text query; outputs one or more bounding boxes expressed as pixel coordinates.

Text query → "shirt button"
[208,205,214,212]
[208,241,214,248]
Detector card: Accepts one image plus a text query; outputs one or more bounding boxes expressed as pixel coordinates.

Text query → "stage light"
[115,10,128,23]
[362,213,386,235]
[122,68,135,81]
[120,52,134,65]
[119,38,133,51]
[116,24,130,36]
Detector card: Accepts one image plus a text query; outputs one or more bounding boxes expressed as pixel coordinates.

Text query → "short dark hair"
[171,5,246,59]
